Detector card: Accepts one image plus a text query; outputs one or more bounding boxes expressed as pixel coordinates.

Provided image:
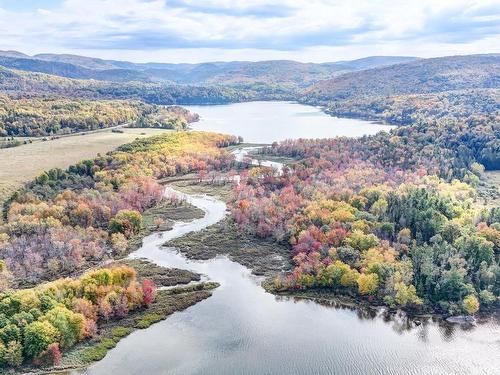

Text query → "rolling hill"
[0,51,417,86]
[304,54,500,101]
[0,65,286,104]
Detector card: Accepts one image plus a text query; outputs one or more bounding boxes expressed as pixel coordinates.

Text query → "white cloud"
[0,0,498,62]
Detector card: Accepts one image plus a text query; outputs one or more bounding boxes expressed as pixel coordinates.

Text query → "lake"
[187,101,395,143]
[74,102,499,375]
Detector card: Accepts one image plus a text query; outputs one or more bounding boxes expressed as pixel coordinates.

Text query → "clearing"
[0,128,170,217]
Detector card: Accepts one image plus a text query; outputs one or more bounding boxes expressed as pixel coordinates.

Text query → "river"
[75,102,499,375]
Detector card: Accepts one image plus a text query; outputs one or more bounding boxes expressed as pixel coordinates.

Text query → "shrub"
[135,313,164,329]
[142,279,156,307]
[462,295,480,315]
[111,326,133,338]
[34,343,61,367]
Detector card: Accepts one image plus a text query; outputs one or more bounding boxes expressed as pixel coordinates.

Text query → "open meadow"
[0,128,170,216]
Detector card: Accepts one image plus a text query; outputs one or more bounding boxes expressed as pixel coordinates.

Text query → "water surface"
[187,101,394,143]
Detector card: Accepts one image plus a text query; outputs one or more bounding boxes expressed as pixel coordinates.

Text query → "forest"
[0,131,237,285]
[0,50,498,371]
[0,95,199,137]
[0,131,238,369]
[231,115,499,316]
[0,66,294,106]
[323,89,498,126]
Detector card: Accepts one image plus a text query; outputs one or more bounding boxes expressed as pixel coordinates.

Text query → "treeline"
[130,105,199,131]
[302,90,499,172]
[0,95,200,137]
[323,90,499,172]
[0,132,238,285]
[0,66,294,106]
[323,89,499,126]
[0,265,155,368]
[232,137,499,315]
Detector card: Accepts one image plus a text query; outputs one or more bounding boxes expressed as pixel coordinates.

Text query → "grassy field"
[0,128,170,216]
[478,170,500,209]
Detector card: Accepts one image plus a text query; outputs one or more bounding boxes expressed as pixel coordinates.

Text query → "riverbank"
[162,180,291,276]
[168,216,292,277]
[126,199,206,255]
[7,189,220,374]
[161,181,499,322]
[18,260,219,375]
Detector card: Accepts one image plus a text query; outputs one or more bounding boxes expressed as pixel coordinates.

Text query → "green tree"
[394,283,422,308]
[4,340,23,367]
[24,320,59,358]
[456,235,494,271]
[346,230,379,251]
[479,290,495,306]
[109,210,143,238]
[42,306,85,349]
[0,323,21,344]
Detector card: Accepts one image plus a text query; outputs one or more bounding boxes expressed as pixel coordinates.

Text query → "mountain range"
[0,51,417,86]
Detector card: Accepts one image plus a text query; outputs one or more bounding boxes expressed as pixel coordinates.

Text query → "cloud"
[69,20,380,51]
[383,1,500,44]
[0,0,498,62]
[165,0,296,18]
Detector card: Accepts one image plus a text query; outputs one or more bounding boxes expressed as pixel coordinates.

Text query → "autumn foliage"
[232,138,499,315]
[0,266,154,368]
[0,132,238,284]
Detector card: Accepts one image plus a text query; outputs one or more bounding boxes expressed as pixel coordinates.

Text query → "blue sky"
[0,0,498,63]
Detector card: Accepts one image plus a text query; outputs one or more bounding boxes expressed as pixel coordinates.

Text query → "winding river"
[75,102,499,375]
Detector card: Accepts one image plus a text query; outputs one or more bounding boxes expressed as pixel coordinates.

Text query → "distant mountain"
[0,54,155,83]
[34,53,120,70]
[0,50,30,59]
[0,51,419,86]
[305,54,500,101]
[324,56,419,70]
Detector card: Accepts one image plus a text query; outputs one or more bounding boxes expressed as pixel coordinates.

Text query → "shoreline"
[22,279,219,375]
[164,181,499,323]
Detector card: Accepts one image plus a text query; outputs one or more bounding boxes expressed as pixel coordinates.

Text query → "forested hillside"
[323,89,499,125]
[0,96,198,137]
[305,54,500,101]
[0,66,272,104]
[302,55,500,171]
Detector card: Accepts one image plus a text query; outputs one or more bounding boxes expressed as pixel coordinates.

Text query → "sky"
[0,0,499,63]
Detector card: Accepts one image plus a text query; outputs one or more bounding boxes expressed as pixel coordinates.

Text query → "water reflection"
[277,293,499,343]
